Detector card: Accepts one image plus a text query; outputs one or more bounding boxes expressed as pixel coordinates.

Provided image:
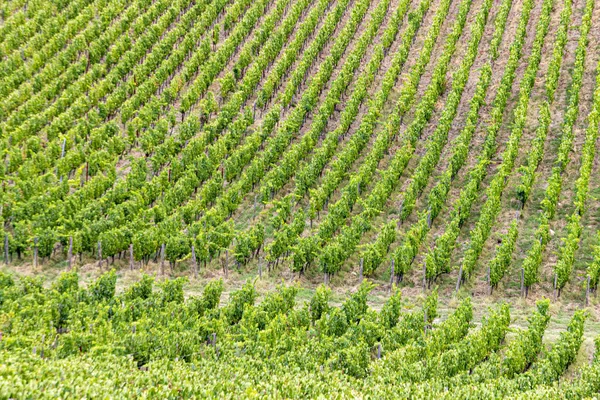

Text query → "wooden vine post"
[191,244,198,279]
[33,237,38,269]
[97,241,102,269]
[160,244,166,275]
[4,234,8,265]
[455,265,463,295]
[129,243,134,271]
[359,258,364,283]
[68,236,73,270]
[585,276,590,307]
[422,261,427,291]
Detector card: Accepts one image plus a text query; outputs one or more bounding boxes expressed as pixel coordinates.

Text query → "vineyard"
[0,272,599,397]
[1,0,600,395]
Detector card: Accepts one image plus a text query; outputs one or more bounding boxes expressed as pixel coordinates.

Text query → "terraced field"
[1,0,600,396]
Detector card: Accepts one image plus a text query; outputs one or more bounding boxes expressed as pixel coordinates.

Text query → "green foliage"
[0,272,15,289]
[342,280,375,325]
[159,277,187,304]
[51,271,79,294]
[88,269,117,303]
[309,284,331,322]
[225,280,257,324]
[123,274,154,301]
[379,286,402,329]
[0,274,593,397]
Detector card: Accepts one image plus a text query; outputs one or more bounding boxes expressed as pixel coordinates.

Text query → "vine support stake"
[129,244,134,271]
[585,276,590,307]
[487,266,491,295]
[160,244,165,276]
[427,207,432,228]
[191,245,198,279]
[359,258,363,283]
[455,265,463,295]
[68,237,73,271]
[4,234,8,265]
[422,261,427,292]
[389,259,395,292]
[553,273,557,301]
[33,237,38,269]
[97,241,102,269]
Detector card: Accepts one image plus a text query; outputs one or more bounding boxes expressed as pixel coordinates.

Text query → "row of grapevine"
[257,0,398,204]
[256,0,413,265]
[306,0,449,220]
[177,0,375,257]
[0,0,254,256]
[379,0,515,279]
[0,0,101,96]
[42,0,334,262]
[554,59,600,293]
[269,0,435,273]
[0,0,86,84]
[2,0,152,130]
[521,0,594,290]
[589,232,600,290]
[0,0,95,82]
[457,0,555,280]
[364,0,511,277]
[293,0,433,200]
[313,0,485,276]
[488,0,573,289]
[5,0,244,225]
[63,0,370,263]
[421,0,538,282]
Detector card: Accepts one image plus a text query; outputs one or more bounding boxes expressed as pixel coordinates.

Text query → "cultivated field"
[1,0,600,396]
